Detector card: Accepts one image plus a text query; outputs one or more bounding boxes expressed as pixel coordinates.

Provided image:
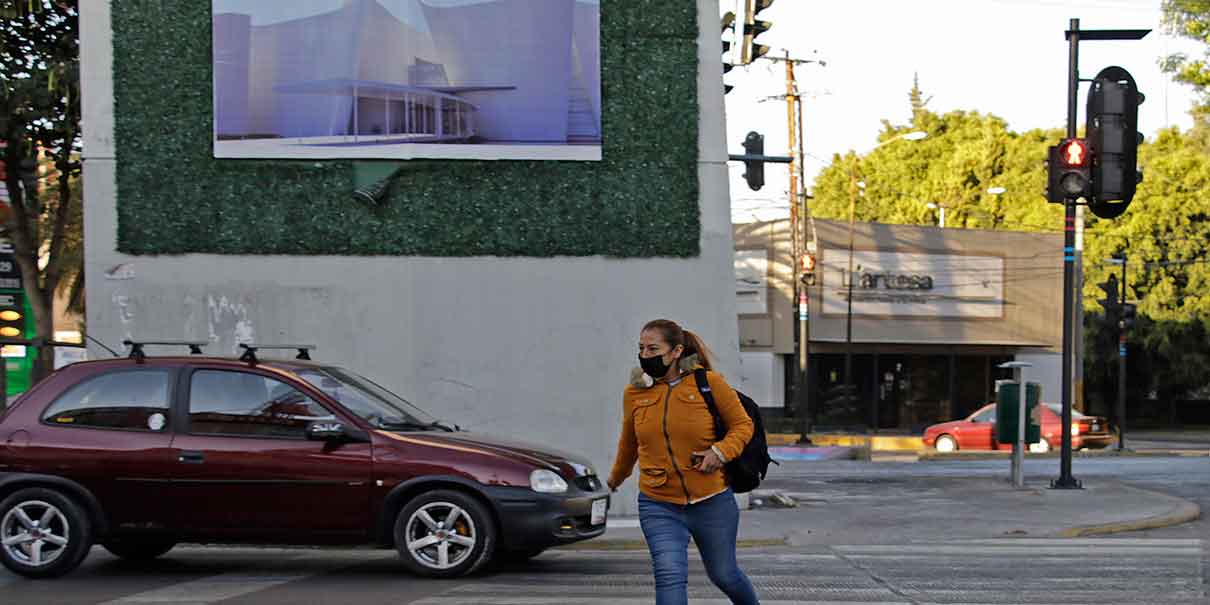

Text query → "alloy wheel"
[1,500,70,568]
[404,502,478,570]
[935,435,958,453]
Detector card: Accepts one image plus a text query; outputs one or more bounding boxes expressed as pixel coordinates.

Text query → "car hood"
[386,431,597,478]
[925,420,965,434]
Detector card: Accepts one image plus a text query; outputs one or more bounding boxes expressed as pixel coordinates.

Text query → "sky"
[724,0,1206,223]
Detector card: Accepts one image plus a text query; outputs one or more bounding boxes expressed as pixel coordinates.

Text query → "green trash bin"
[996,381,1041,445]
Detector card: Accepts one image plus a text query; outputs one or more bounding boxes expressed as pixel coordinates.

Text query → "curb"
[554,537,788,552]
[1056,483,1202,538]
[919,449,1210,461]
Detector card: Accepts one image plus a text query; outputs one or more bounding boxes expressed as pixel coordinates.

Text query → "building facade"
[734,219,1064,433]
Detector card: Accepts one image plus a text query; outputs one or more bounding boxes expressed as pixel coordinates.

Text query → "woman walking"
[607,319,759,605]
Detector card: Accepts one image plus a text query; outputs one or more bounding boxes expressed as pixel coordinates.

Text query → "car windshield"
[296,367,447,430]
[1044,403,1090,419]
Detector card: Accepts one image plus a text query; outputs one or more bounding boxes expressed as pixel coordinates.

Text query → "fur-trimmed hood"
[629,354,700,389]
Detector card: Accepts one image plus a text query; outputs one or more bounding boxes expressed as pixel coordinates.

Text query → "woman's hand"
[607,478,621,492]
[692,449,724,473]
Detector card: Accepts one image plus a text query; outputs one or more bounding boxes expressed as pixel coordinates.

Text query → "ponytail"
[681,330,715,371]
[641,319,715,370]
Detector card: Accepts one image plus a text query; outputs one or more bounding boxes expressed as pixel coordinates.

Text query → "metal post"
[1053,17,1081,489]
[1117,256,1127,450]
[1074,205,1086,413]
[1014,366,1026,487]
[846,160,858,432]
[0,351,7,410]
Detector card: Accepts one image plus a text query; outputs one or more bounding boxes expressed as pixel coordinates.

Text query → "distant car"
[0,346,609,579]
[922,402,1113,453]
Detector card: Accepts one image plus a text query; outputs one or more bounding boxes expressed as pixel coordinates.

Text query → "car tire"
[0,487,93,579]
[102,538,177,561]
[394,489,496,578]
[1029,439,1052,454]
[934,434,958,453]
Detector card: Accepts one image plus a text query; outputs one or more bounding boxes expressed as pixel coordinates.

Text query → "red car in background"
[922,402,1113,453]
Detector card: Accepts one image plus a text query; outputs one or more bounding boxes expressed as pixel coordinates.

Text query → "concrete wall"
[82,0,733,516]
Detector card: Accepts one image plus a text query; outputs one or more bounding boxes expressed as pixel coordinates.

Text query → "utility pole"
[765,53,823,443]
[782,52,804,437]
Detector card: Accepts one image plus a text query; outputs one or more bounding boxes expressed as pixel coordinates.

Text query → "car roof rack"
[124,340,208,363]
[238,343,316,364]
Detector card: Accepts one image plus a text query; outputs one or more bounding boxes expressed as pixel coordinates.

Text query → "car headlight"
[530,469,569,493]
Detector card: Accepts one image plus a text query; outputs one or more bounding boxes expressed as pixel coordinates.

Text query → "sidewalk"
[769,430,1210,455]
[572,476,1200,550]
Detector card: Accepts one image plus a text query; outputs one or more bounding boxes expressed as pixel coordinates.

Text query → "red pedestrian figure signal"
[1047,138,1092,201]
[1060,139,1087,167]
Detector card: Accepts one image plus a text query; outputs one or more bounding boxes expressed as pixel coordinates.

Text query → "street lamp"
[844,130,927,432]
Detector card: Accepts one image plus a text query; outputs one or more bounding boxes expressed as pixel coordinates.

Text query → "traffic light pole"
[1054,18,1082,490]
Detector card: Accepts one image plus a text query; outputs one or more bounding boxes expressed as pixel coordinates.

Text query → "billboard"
[211,0,601,161]
[820,250,1006,319]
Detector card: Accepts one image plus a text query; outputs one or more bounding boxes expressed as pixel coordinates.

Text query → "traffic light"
[1047,138,1091,202]
[0,293,24,339]
[1086,66,1144,219]
[721,11,736,94]
[1096,274,1121,324]
[799,254,816,286]
[741,131,764,191]
[734,0,774,66]
[1120,303,1137,330]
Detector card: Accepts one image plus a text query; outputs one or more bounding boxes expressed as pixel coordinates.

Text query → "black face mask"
[639,353,673,379]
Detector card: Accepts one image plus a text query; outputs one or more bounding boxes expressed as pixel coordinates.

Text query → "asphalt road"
[0,455,1205,604]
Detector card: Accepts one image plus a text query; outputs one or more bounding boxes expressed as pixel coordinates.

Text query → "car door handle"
[178,450,205,464]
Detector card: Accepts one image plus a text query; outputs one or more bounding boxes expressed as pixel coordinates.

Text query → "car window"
[1044,403,1088,419]
[42,369,171,432]
[970,407,996,423]
[188,370,335,439]
[296,367,437,429]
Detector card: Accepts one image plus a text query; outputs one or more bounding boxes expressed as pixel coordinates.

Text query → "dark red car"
[0,346,609,579]
[922,402,1113,453]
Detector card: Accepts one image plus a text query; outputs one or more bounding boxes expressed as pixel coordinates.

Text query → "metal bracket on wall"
[352,161,406,206]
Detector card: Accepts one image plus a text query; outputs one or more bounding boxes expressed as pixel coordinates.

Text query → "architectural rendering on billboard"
[211,0,601,161]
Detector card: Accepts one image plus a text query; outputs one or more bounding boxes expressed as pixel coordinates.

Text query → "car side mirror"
[306,421,369,444]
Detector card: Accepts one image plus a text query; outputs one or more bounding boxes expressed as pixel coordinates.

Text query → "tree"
[809,94,1062,233]
[1,0,82,378]
[1080,127,1210,408]
[809,82,1210,412]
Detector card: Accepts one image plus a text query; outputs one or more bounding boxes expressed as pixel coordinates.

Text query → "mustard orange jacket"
[608,362,754,505]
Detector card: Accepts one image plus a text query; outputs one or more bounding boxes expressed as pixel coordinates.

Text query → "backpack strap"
[694,368,726,437]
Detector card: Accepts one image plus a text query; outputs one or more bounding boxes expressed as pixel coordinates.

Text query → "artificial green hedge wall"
[111,0,701,257]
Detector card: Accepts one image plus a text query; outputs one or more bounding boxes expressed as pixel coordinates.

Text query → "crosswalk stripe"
[100,572,310,604]
[835,544,1201,556]
[412,600,913,605]
[948,538,1202,546]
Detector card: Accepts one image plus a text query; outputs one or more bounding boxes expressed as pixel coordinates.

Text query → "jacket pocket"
[632,397,659,426]
[640,467,668,488]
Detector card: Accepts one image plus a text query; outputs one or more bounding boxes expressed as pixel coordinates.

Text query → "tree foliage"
[1,0,82,376]
[809,80,1210,405]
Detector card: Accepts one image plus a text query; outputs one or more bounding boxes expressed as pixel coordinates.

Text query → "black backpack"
[694,368,778,494]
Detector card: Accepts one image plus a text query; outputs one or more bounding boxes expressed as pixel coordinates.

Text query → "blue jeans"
[637,489,760,605]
